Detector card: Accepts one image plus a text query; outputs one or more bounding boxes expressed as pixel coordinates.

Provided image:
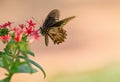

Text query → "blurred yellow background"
[1,0,120,82]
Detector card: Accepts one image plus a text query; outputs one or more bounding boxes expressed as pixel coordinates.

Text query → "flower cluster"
[0,20,46,82]
[0,20,40,43]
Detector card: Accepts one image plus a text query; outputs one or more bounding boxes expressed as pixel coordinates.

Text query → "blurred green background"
[47,64,120,82]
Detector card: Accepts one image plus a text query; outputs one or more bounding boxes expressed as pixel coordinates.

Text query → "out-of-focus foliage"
[48,64,120,82]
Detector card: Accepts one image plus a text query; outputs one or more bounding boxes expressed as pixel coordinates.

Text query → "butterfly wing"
[45,34,49,46]
[50,16,75,27]
[41,9,60,46]
[47,16,75,45]
[42,9,60,29]
[47,27,67,45]
[41,9,75,46]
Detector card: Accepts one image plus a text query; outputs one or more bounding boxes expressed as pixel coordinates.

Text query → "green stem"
[0,49,20,82]
[0,73,13,82]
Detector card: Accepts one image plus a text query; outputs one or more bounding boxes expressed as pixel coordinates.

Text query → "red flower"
[19,24,26,29]
[0,19,39,43]
[13,27,23,42]
[25,26,33,35]
[6,21,12,27]
[27,20,36,27]
[14,34,22,42]
[0,21,12,28]
[0,25,2,28]
[0,35,11,42]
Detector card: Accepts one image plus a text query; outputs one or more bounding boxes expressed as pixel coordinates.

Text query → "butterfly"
[40,9,75,46]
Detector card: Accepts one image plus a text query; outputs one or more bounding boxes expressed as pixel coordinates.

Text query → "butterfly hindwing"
[47,27,67,44]
[45,34,49,46]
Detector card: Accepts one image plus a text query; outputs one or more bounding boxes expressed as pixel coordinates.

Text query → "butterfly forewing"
[42,9,60,28]
[50,16,75,27]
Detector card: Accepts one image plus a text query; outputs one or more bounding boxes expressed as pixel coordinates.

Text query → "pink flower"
[31,30,40,40]
[27,20,36,27]
[13,27,23,35]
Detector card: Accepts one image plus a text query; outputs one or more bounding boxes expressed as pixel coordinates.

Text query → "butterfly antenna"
[32,17,41,25]
[32,17,42,31]
[41,19,44,24]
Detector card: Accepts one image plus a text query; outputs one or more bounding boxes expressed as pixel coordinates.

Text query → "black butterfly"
[40,9,75,46]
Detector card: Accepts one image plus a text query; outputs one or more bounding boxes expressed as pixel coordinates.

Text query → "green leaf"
[1,53,13,70]
[4,41,16,55]
[30,60,46,78]
[27,51,35,57]
[19,55,46,78]
[10,61,37,74]
[0,59,4,68]
[0,28,9,36]
[18,64,37,73]
[2,54,9,69]
[0,77,10,82]
[21,53,33,73]
[0,51,5,57]
[18,41,30,54]
[0,51,13,69]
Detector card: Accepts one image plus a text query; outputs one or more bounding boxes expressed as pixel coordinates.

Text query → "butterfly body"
[40,9,75,46]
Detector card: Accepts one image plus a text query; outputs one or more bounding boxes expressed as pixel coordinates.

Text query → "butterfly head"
[39,27,43,34]
[40,26,49,36]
